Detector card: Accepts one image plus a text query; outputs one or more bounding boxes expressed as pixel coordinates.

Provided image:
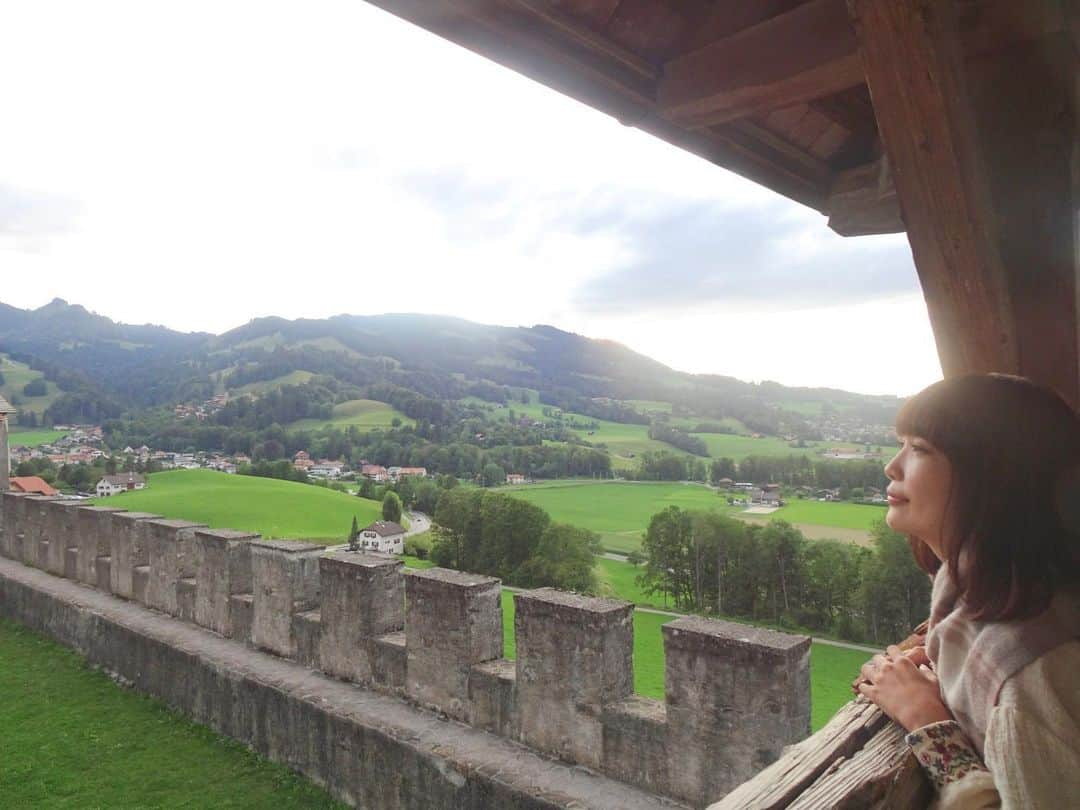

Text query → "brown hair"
[896,374,1080,620]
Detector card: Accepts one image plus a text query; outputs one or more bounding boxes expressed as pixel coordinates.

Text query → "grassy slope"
[0,618,344,808]
[7,427,68,447]
[233,370,316,395]
[0,354,62,417]
[91,469,381,542]
[291,399,414,431]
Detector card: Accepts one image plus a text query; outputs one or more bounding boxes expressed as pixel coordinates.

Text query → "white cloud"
[0,0,939,394]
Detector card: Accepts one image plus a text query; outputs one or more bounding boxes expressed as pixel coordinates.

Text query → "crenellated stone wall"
[0,491,812,809]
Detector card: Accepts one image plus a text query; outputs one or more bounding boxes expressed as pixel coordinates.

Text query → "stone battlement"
[0,492,813,808]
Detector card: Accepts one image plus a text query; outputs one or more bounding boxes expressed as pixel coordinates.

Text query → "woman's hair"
[896,374,1080,621]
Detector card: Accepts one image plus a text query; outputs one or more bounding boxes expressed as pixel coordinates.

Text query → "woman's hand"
[857,645,954,732]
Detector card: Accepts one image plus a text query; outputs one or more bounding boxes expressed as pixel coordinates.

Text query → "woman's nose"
[884,451,902,480]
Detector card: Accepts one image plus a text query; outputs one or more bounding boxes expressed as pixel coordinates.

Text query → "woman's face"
[884,435,953,560]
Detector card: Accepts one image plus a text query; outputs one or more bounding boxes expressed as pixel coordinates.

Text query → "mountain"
[0,299,901,432]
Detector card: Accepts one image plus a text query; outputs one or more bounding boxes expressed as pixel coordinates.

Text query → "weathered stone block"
[602,696,669,796]
[95,556,111,592]
[250,540,325,658]
[293,609,322,668]
[145,519,206,616]
[404,567,502,721]
[319,552,404,684]
[194,528,258,637]
[515,589,634,768]
[469,659,518,738]
[22,496,60,568]
[177,577,197,623]
[229,593,255,645]
[75,506,124,586]
[663,617,811,805]
[0,491,28,559]
[133,565,150,605]
[373,631,406,692]
[41,500,81,576]
[64,547,79,580]
[106,511,161,598]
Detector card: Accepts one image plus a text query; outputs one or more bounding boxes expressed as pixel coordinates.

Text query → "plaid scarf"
[926,566,1078,756]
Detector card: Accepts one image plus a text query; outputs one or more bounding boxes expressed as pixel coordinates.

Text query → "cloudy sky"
[0,0,941,396]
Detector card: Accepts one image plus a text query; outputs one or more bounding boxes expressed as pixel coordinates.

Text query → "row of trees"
[636,509,930,644]
[430,488,599,593]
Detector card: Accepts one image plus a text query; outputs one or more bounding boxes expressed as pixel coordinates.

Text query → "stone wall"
[0,491,812,809]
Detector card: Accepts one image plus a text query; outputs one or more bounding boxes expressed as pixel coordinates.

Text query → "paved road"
[405,511,430,536]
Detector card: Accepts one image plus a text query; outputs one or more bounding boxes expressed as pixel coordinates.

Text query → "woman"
[857,374,1080,808]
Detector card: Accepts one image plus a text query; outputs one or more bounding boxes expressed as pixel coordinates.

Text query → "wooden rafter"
[658,0,864,128]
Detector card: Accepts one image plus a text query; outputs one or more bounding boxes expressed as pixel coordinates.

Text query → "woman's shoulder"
[996,640,1080,727]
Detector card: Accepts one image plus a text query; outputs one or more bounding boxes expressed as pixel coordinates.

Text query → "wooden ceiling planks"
[362,0,885,221]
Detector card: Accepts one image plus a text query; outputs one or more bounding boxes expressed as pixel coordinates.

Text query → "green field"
[291,399,414,431]
[91,469,381,542]
[7,427,68,447]
[504,480,733,552]
[504,481,882,551]
[770,499,886,531]
[0,618,344,808]
[233,369,317,395]
[0,354,62,417]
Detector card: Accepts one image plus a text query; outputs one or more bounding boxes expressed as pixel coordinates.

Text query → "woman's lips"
[887,494,908,506]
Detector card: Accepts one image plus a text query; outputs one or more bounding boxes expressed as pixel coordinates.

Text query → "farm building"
[358,520,406,554]
[95,473,147,497]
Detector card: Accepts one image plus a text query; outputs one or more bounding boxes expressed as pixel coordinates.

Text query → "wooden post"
[848,0,1079,407]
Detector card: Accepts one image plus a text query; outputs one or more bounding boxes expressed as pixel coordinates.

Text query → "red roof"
[9,476,59,496]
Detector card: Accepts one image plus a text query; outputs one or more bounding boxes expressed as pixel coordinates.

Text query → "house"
[9,476,59,496]
[358,521,406,554]
[397,467,427,479]
[96,473,147,497]
[361,464,389,482]
[716,477,734,489]
[506,473,527,485]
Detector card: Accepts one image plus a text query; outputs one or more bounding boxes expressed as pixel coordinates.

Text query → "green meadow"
[770,498,886,531]
[503,480,734,552]
[291,398,414,431]
[233,369,317,395]
[90,469,380,542]
[504,480,881,551]
[0,354,62,417]
[7,427,69,447]
[0,619,345,808]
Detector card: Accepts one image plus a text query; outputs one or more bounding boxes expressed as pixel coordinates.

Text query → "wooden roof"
[0,394,15,415]
[362,0,902,236]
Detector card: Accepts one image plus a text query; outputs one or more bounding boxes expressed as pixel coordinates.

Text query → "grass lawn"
[7,427,68,447]
[291,399,413,431]
[0,618,345,808]
[91,469,381,543]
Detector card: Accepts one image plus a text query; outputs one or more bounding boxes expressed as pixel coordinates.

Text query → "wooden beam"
[850,0,1079,406]
[827,156,904,236]
[658,0,865,128]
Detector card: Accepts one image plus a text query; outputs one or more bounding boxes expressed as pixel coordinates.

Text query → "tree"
[358,477,376,499]
[22,378,47,397]
[348,516,360,551]
[382,491,403,524]
[481,462,505,487]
